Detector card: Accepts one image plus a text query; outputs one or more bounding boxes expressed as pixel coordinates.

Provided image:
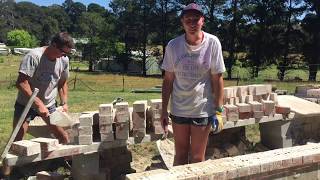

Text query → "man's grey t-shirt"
[16,47,69,107]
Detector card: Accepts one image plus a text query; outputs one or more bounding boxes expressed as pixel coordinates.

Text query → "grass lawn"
[0,54,320,167]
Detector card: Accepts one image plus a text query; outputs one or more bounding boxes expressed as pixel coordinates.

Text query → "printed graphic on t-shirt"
[174,51,210,89]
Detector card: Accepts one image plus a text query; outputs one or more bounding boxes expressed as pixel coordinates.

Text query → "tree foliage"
[7,29,38,47]
[0,0,319,79]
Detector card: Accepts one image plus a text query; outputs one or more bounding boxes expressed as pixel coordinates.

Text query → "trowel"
[156,125,175,169]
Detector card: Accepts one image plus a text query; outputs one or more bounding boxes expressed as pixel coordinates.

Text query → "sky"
[15,0,111,8]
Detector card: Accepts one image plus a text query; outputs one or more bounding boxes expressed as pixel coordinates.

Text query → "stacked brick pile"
[10,138,60,157]
[78,113,94,145]
[132,100,147,137]
[148,99,163,135]
[114,102,130,140]
[223,84,290,121]
[99,104,114,142]
[295,85,320,104]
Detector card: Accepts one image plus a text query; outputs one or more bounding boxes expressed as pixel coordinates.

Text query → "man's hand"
[160,111,169,135]
[61,104,68,112]
[37,104,49,118]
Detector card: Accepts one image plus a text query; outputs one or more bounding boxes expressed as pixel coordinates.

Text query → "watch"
[216,106,224,113]
[60,102,67,106]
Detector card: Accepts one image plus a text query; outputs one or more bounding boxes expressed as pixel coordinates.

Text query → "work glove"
[211,111,224,134]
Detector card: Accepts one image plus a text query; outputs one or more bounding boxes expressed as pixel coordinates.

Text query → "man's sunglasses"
[57,46,70,57]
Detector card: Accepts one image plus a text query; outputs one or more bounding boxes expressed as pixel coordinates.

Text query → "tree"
[87,3,106,15]
[7,29,38,47]
[44,5,72,32]
[78,12,107,71]
[0,1,15,42]
[63,0,86,34]
[14,2,45,42]
[302,0,320,81]
[277,0,305,81]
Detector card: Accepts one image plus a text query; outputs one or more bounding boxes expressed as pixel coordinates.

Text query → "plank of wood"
[4,140,127,166]
[1,88,39,161]
[278,95,320,117]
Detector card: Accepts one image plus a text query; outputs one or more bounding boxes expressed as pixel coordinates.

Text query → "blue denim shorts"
[170,114,212,126]
[14,102,56,122]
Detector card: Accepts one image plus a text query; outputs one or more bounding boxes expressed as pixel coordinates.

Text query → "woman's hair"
[50,32,75,49]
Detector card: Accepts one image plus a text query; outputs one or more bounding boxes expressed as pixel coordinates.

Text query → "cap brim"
[181,9,204,17]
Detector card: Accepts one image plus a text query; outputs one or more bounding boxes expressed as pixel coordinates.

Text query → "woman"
[161,3,226,165]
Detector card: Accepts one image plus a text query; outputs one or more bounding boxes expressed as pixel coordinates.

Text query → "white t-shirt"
[161,32,225,118]
[16,47,69,108]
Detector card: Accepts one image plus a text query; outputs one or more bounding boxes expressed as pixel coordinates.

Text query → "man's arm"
[161,71,175,132]
[211,73,224,108]
[16,73,49,117]
[58,78,68,112]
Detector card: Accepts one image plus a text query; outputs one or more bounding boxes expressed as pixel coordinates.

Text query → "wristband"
[216,106,224,113]
[60,102,67,106]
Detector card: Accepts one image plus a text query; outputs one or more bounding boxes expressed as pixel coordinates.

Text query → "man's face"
[181,11,204,35]
[53,43,72,58]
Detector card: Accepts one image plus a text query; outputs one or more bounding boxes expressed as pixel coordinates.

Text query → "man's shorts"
[14,102,56,122]
[170,114,213,126]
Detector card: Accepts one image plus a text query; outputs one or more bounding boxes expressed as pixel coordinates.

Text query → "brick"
[225,97,234,105]
[133,100,148,112]
[149,99,162,110]
[100,133,114,142]
[253,111,264,119]
[269,93,278,103]
[224,87,235,98]
[30,138,59,152]
[236,103,251,112]
[99,124,113,134]
[275,105,290,115]
[234,97,239,104]
[239,112,252,119]
[245,95,253,103]
[262,100,275,116]
[132,111,146,129]
[249,101,263,112]
[236,86,248,97]
[99,115,113,125]
[78,135,93,145]
[253,95,263,102]
[115,112,130,123]
[307,89,320,98]
[10,140,41,156]
[153,121,164,134]
[78,126,93,135]
[151,109,161,120]
[79,113,93,126]
[115,122,129,140]
[99,104,113,116]
[114,102,129,112]
[224,104,238,113]
[249,84,269,95]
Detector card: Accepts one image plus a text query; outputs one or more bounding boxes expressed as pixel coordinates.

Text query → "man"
[161,3,225,165]
[13,32,74,144]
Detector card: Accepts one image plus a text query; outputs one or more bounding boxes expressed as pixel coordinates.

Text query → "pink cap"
[181,3,203,16]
